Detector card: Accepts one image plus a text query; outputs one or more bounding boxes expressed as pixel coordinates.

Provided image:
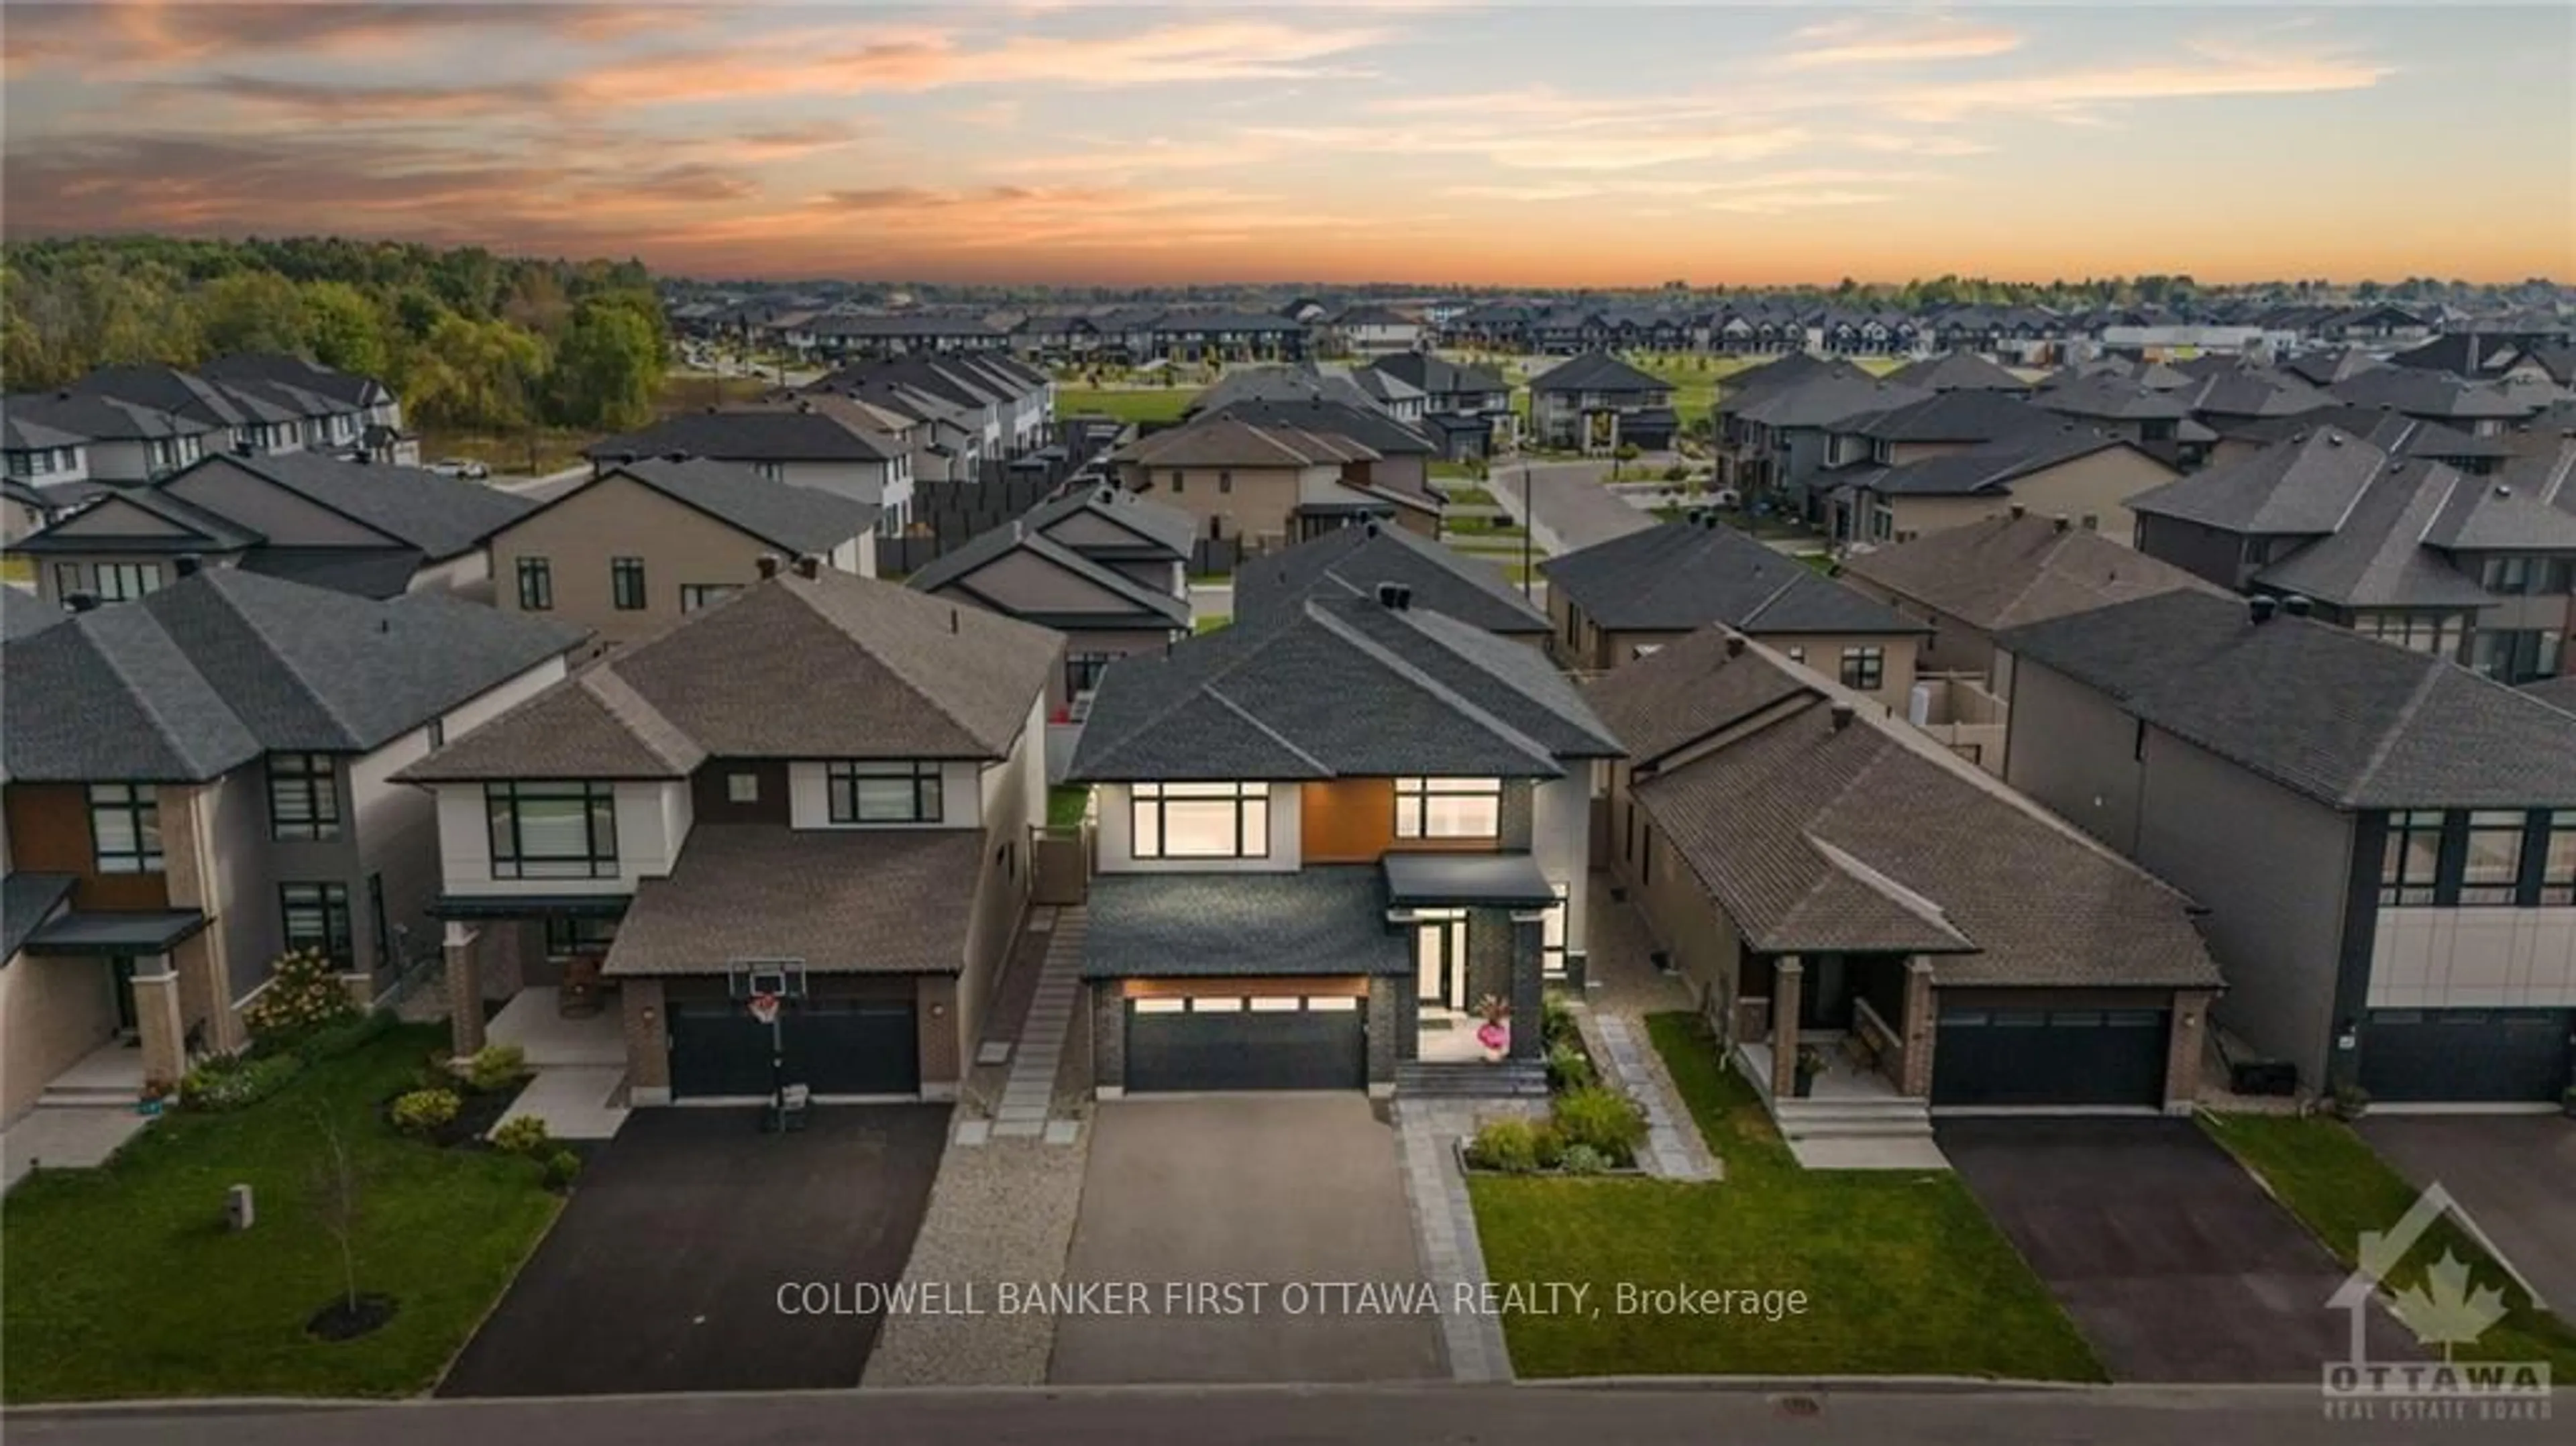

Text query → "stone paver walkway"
[1581,1011,1719,1181]
[991,906,1084,1142]
[2,1107,150,1193]
[1394,1099,1529,1383]
[862,1133,1089,1386]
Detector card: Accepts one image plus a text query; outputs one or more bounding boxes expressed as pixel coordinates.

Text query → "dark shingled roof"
[189,451,537,561]
[1842,512,2227,634]
[535,457,877,555]
[1847,388,2055,443]
[1,873,76,960]
[2524,675,2576,717]
[401,571,1062,781]
[602,826,981,977]
[1529,350,1668,395]
[1071,596,1619,783]
[1381,853,1559,909]
[906,516,1188,632]
[1860,428,2148,499]
[2252,465,2505,611]
[1540,516,1927,636]
[1082,867,1411,979]
[2,569,584,783]
[586,408,900,463]
[2126,426,2387,534]
[1025,485,1198,561]
[1582,625,1815,766]
[1233,522,1549,636]
[1879,351,2035,393]
[2002,590,2576,809]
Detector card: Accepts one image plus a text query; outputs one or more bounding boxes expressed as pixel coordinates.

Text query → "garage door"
[791,999,919,1096]
[2361,1009,2574,1103]
[1933,1006,2169,1107]
[668,999,777,1099]
[1126,994,1365,1093]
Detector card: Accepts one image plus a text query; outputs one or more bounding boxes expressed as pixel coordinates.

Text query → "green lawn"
[1438,484,1499,508]
[1046,784,1093,830]
[2,1024,562,1402]
[1444,515,1527,539]
[413,427,593,478]
[1193,614,1231,634]
[2198,1111,2576,1378]
[1468,1013,2102,1381]
[1055,387,1200,425]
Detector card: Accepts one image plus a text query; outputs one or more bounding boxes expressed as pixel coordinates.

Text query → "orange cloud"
[1886,42,2395,121]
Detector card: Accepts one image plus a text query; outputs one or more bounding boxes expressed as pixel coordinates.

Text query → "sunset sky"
[4,2,2570,286]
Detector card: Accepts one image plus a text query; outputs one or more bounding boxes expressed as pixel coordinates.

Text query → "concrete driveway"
[1048,1096,1444,1385]
[1939,1118,2419,1382]
[2362,1115,2576,1315]
[440,1105,947,1396]
[1491,459,1655,555]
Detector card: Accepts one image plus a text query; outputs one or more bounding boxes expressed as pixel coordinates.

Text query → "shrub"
[241,948,360,1049]
[1465,1117,1548,1174]
[1545,1044,1597,1094]
[1558,1143,1609,1176]
[390,1089,462,1137]
[1613,441,1642,461]
[1541,993,1580,1052]
[292,1009,395,1066]
[179,1052,305,1112]
[1662,463,1691,482]
[463,1043,528,1095]
[541,1150,583,1191]
[490,1115,552,1157]
[1552,1087,1650,1167]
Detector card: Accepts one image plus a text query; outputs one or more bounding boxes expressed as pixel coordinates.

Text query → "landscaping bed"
[1,1023,564,1402]
[1466,1012,2102,1381]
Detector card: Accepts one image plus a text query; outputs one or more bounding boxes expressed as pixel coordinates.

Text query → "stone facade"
[1089,984,1125,1095]
[1366,975,1401,1087]
[1498,782,1536,850]
[1897,958,1937,1097]
[623,980,669,1099]
[443,926,485,1056]
[2163,987,2214,1113]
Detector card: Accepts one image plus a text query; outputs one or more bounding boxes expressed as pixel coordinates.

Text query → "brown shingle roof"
[602,826,981,977]
[1841,512,2229,635]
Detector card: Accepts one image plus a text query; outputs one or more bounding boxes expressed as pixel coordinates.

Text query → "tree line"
[3,237,671,434]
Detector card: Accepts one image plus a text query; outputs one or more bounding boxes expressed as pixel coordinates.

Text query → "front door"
[107,956,139,1035]
[1415,913,1469,1011]
[1800,953,1851,1032]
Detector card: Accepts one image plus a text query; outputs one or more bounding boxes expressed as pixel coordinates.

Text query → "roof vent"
[793,555,822,579]
[174,553,203,577]
[1829,701,1857,732]
[1375,582,1411,610]
[2493,483,2513,498]
[1362,519,1382,538]
[2053,514,2070,533]
[2319,431,2337,445]
[662,451,690,463]
[2008,504,2027,520]
[1095,485,1118,504]
[757,553,782,579]
[2282,594,2314,618]
[1723,634,1747,658]
[2248,596,2278,624]
[66,592,100,613]
[1684,508,1709,529]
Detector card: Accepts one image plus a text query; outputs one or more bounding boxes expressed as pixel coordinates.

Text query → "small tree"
[309,1109,364,1318]
[242,948,360,1050]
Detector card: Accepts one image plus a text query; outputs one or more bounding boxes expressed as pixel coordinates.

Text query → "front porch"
[1728,952,1945,1170]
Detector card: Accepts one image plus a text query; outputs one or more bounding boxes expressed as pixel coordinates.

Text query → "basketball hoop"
[748,991,782,1026]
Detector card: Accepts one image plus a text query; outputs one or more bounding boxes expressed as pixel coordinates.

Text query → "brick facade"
[622,980,669,1099]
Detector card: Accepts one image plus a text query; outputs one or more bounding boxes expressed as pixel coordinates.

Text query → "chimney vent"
[793,555,821,579]
[2249,596,2278,624]
[756,553,782,579]
[174,553,203,577]
[1095,485,1117,504]
[1362,519,1382,538]
[950,607,961,634]
[2282,594,2314,618]
[1829,701,1857,732]
[2053,514,2070,533]
[1723,634,1747,658]
[2009,504,2027,520]
[1375,581,1411,610]
[66,592,100,613]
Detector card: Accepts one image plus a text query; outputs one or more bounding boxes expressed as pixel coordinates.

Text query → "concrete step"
[1775,1099,1933,1121]
[1395,1062,1549,1099]
[37,1085,140,1109]
[1781,1117,1936,1141]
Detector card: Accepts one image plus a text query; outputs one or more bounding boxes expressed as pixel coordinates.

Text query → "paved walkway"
[2,1107,150,1192]
[493,1065,629,1141]
[1393,1097,1529,1383]
[989,906,1084,1142]
[1582,1012,1719,1180]
[483,987,629,1139]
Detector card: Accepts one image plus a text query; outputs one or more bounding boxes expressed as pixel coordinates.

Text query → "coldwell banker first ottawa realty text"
[777,1279,1812,1322]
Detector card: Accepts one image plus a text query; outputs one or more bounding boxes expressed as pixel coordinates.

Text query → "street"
[8,1384,2561,1446]
[1488,458,1657,555]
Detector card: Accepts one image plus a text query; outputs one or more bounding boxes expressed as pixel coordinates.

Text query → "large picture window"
[268,753,342,840]
[95,562,163,602]
[1131,782,1269,858]
[827,761,944,824]
[2545,816,2576,907]
[486,781,619,879]
[2380,810,2444,906]
[1395,777,1503,840]
[88,783,162,874]
[2460,810,2529,905]
[280,882,353,965]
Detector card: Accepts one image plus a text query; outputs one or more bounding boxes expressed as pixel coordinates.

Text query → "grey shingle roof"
[1233,522,1548,636]
[1540,515,1928,636]
[2252,464,2498,609]
[551,458,876,554]
[3,391,219,443]
[1193,364,1387,416]
[2002,590,2576,809]
[1,569,585,782]
[400,571,1061,781]
[1849,388,2054,443]
[1,873,76,960]
[1082,867,1411,979]
[1197,399,1439,459]
[586,408,899,464]
[2524,675,2576,717]
[602,826,980,977]
[1879,351,2033,393]
[200,452,537,561]
[1070,596,1619,783]
[1114,416,1376,469]
[237,547,429,600]
[1583,625,1816,766]
[1843,512,2227,635]
[906,517,1187,631]
[8,486,263,555]
[2330,368,2532,422]
[2126,426,2386,534]
[2036,374,2192,421]
[1739,377,1931,430]
[1529,351,1668,395]
[1026,485,1197,561]
[1864,429,2143,499]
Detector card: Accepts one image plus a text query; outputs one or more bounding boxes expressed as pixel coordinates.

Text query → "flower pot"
[1477,1021,1509,1063]
[1792,1072,1817,1099]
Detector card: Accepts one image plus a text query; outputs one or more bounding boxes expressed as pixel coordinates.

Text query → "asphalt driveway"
[1048,1096,1445,1385]
[439,1105,947,1396]
[1938,1117,2418,1382]
[2362,1115,2576,1316]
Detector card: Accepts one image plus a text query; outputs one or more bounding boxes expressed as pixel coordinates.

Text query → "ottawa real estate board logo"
[2322,1182,2550,1423]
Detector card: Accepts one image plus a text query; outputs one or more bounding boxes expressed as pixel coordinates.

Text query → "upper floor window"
[1166,469,1185,494]
[88,783,162,875]
[2479,556,2572,596]
[268,753,342,840]
[1839,646,1886,691]
[1067,652,1116,697]
[2460,811,2530,905]
[2380,810,2443,906]
[2544,815,2576,907]
[827,761,943,824]
[279,882,353,966]
[1132,781,1269,858]
[753,461,784,482]
[610,557,647,611]
[485,781,619,879]
[95,562,163,602]
[1395,778,1503,840]
[517,557,553,612]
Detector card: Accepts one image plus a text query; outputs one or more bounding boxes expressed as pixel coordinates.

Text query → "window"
[1839,646,1885,691]
[516,557,553,611]
[2460,810,2528,905]
[1167,469,1184,494]
[1130,782,1269,858]
[544,915,620,956]
[2544,816,2576,907]
[680,583,739,613]
[727,771,761,803]
[753,461,784,482]
[827,761,944,824]
[427,718,445,750]
[87,784,162,874]
[52,563,80,598]
[610,557,647,611]
[1785,647,1806,665]
[485,781,619,879]
[267,753,342,840]
[1395,777,1503,840]
[1542,881,1569,975]
[2380,810,2444,906]
[279,883,353,966]
[1066,651,1116,696]
[95,562,162,602]
[1218,470,1233,494]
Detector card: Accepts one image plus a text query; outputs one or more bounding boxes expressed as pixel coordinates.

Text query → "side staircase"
[1395,1060,1549,1100]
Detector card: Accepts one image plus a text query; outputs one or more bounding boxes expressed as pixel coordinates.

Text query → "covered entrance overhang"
[1381,854,1554,1066]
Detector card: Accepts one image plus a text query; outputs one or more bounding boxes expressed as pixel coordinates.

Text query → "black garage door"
[2361,1009,2574,1103]
[669,997,920,1099]
[1126,995,1366,1092]
[1933,1006,2169,1107]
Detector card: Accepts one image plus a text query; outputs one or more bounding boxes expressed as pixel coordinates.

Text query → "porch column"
[2163,989,2216,1115]
[1897,957,1937,1098]
[443,922,486,1058]
[131,955,188,1090]
[1770,957,1804,1099]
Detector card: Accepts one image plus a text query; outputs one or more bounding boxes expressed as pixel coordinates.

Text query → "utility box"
[225,1183,255,1232]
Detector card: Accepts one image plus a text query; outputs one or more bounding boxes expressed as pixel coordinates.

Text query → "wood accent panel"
[2,783,170,911]
[1299,779,1495,864]
[1123,976,1369,999]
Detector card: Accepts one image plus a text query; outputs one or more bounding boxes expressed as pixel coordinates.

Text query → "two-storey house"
[1109,411,1441,555]
[1068,588,1621,1095]
[1361,352,1517,461]
[1527,351,1677,453]
[2001,590,2576,1104]
[585,408,914,532]
[396,569,1062,1103]
[2,391,217,486]
[0,569,580,1117]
